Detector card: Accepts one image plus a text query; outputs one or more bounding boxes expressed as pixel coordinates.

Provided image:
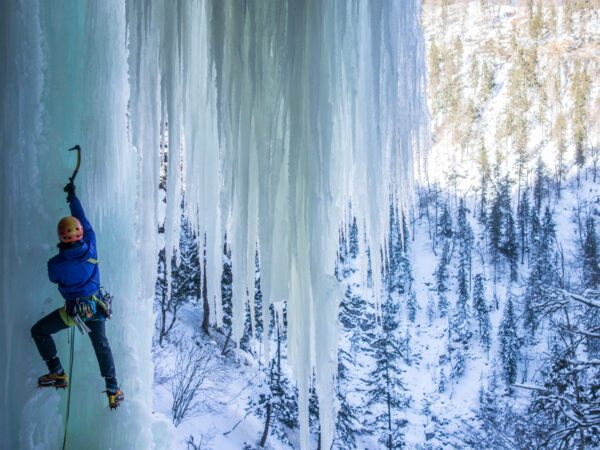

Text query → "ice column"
[1,1,171,448]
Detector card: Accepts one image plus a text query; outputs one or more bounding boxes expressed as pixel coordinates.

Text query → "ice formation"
[0,1,426,448]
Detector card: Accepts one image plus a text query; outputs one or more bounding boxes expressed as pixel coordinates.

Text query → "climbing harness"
[62,327,75,450]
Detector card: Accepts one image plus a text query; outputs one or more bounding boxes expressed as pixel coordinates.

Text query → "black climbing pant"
[31,308,117,384]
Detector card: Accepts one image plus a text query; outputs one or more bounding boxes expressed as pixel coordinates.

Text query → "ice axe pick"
[67,145,81,183]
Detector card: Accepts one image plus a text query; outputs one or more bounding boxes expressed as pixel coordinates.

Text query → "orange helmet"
[57,216,84,243]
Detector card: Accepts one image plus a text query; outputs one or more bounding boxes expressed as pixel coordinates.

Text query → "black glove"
[64,181,76,201]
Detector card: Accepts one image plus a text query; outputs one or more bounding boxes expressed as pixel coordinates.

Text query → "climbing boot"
[38,371,68,389]
[106,387,124,409]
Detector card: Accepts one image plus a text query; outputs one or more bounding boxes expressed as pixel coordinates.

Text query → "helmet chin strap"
[57,241,83,250]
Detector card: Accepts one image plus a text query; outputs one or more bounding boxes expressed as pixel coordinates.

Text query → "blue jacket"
[48,195,100,301]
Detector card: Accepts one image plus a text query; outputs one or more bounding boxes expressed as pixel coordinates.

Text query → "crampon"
[38,371,68,389]
[106,388,124,409]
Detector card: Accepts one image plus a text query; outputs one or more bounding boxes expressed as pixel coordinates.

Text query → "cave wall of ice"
[0,1,426,449]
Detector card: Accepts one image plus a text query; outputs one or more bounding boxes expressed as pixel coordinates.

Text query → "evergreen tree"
[478,139,491,224]
[457,198,474,285]
[488,172,512,283]
[249,304,299,447]
[406,291,418,323]
[240,300,253,353]
[221,239,233,333]
[583,216,600,289]
[386,204,404,295]
[309,372,320,441]
[499,296,519,385]
[469,55,479,91]
[254,249,264,341]
[336,288,372,446]
[582,217,600,356]
[435,244,450,317]
[517,186,530,264]
[438,368,447,393]
[450,263,471,378]
[155,217,200,346]
[349,216,359,259]
[487,177,504,260]
[429,39,443,116]
[480,60,494,103]
[528,0,543,40]
[571,62,591,172]
[553,112,567,196]
[501,210,519,282]
[365,296,408,449]
[533,158,547,212]
[334,348,359,449]
[472,274,491,352]
[438,202,453,246]
[524,207,557,336]
[426,294,436,326]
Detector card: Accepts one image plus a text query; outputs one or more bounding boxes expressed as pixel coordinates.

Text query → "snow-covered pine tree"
[501,210,518,282]
[517,185,530,264]
[457,198,474,286]
[386,203,403,295]
[426,293,436,326]
[438,202,453,248]
[389,211,418,323]
[450,261,471,378]
[308,372,322,446]
[406,290,418,323]
[498,295,519,385]
[155,217,200,346]
[435,244,450,317]
[553,112,568,196]
[488,171,512,276]
[583,216,600,289]
[221,237,233,351]
[533,158,547,212]
[583,216,600,355]
[472,274,491,352]
[240,299,253,354]
[254,249,263,342]
[249,302,299,447]
[349,216,359,259]
[438,368,447,393]
[365,295,408,449]
[335,285,371,447]
[524,207,557,336]
[334,347,359,449]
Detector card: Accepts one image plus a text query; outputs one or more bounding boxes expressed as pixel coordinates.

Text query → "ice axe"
[67,145,81,183]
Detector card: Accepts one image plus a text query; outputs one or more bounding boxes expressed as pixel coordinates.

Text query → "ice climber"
[31,181,124,409]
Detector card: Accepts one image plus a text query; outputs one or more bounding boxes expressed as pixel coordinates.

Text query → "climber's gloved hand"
[64,181,76,201]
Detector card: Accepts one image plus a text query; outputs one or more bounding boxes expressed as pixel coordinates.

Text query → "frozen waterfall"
[0,1,426,448]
